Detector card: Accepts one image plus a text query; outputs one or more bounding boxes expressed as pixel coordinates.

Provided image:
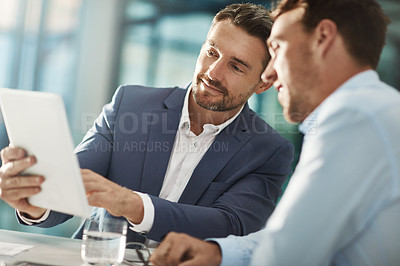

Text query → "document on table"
[0,242,33,256]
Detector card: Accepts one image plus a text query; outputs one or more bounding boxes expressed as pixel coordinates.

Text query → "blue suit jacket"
[29,85,294,242]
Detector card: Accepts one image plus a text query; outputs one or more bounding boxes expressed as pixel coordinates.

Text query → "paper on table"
[0,242,33,256]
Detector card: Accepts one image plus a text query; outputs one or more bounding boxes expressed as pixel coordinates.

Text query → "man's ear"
[314,19,337,57]
[254,80,273,94]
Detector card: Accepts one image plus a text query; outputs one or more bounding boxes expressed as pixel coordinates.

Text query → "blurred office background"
[0,0,399,237]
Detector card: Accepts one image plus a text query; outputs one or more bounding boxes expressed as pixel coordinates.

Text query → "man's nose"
[261,60,277,84]
[206,60,224,81]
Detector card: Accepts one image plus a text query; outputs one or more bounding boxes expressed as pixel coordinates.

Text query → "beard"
[192,73,254,112]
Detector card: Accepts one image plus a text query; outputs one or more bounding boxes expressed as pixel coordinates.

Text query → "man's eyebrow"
[207,40,216,48]
[266,38,274,48]
[266,39,271,48]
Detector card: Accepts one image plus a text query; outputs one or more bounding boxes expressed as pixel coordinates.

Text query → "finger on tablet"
[1,146,27,164]
[1,156,36,177]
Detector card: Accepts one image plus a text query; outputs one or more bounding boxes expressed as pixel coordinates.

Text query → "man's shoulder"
[111,85,186,109]
[320,83,400,123]
[233,107,291,146]
[116,85,185,99]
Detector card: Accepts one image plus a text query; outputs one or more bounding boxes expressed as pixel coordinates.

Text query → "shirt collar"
[179,86,244,136]
[299,70,378,135]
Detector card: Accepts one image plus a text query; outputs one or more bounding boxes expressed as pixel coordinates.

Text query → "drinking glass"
[81,217,127,265]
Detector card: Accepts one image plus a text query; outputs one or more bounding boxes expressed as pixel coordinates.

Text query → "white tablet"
[0,88,91,218]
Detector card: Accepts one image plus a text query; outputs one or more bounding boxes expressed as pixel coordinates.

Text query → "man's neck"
[187,91,242,136]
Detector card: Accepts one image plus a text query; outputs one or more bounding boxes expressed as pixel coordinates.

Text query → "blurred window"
[0,0,83,237]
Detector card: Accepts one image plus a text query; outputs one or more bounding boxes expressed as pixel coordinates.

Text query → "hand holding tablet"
[0,88,91,218]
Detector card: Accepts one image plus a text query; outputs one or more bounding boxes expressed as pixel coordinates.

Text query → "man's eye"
[231,64,244,73]
[269,45,279,59]
[207,50,216,56]
[269,49,276,59]
[269,41,279,52]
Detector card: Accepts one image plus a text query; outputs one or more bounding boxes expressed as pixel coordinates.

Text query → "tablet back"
[0,88,91,218]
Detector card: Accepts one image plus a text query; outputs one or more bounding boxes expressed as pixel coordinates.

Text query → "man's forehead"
[269,7,305,42]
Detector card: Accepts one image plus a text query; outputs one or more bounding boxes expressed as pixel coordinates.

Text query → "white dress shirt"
[214,70,400,266]
[17,209,50,225]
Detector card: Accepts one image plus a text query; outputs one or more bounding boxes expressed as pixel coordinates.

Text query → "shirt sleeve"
[127,192,155,233]
[209,231,263,266]
[17,209,51,225]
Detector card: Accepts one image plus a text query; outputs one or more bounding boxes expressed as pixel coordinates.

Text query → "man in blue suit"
[0,4,294,244]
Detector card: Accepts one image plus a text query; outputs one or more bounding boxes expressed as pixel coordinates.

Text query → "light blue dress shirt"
[214,70,400,266]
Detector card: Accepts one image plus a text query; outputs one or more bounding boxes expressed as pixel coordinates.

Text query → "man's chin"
[194,92,220,109]
[196,100,223,112]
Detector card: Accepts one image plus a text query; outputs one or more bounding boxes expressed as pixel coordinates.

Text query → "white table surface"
[0,229,147,265]
[0,229,83,265]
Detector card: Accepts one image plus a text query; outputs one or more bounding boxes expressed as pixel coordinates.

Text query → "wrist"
[208,241,223,265]
[125,190,144,224]
[20,208,46,220]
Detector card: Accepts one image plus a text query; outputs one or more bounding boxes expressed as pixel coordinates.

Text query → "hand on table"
[150,232,222,266]
[0,146,47,219]
[81,169,144,223]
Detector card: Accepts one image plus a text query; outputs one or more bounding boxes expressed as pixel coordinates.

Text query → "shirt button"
[193,141,199,147]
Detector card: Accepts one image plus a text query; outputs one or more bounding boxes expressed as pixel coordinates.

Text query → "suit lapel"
[179,105,252,204]
[140,88,185,196]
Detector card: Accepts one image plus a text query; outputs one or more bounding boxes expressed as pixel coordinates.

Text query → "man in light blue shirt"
[150,0,400,265]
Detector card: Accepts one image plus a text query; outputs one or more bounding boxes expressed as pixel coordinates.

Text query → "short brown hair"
[271,0,390,69]
[212,3,273,66]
